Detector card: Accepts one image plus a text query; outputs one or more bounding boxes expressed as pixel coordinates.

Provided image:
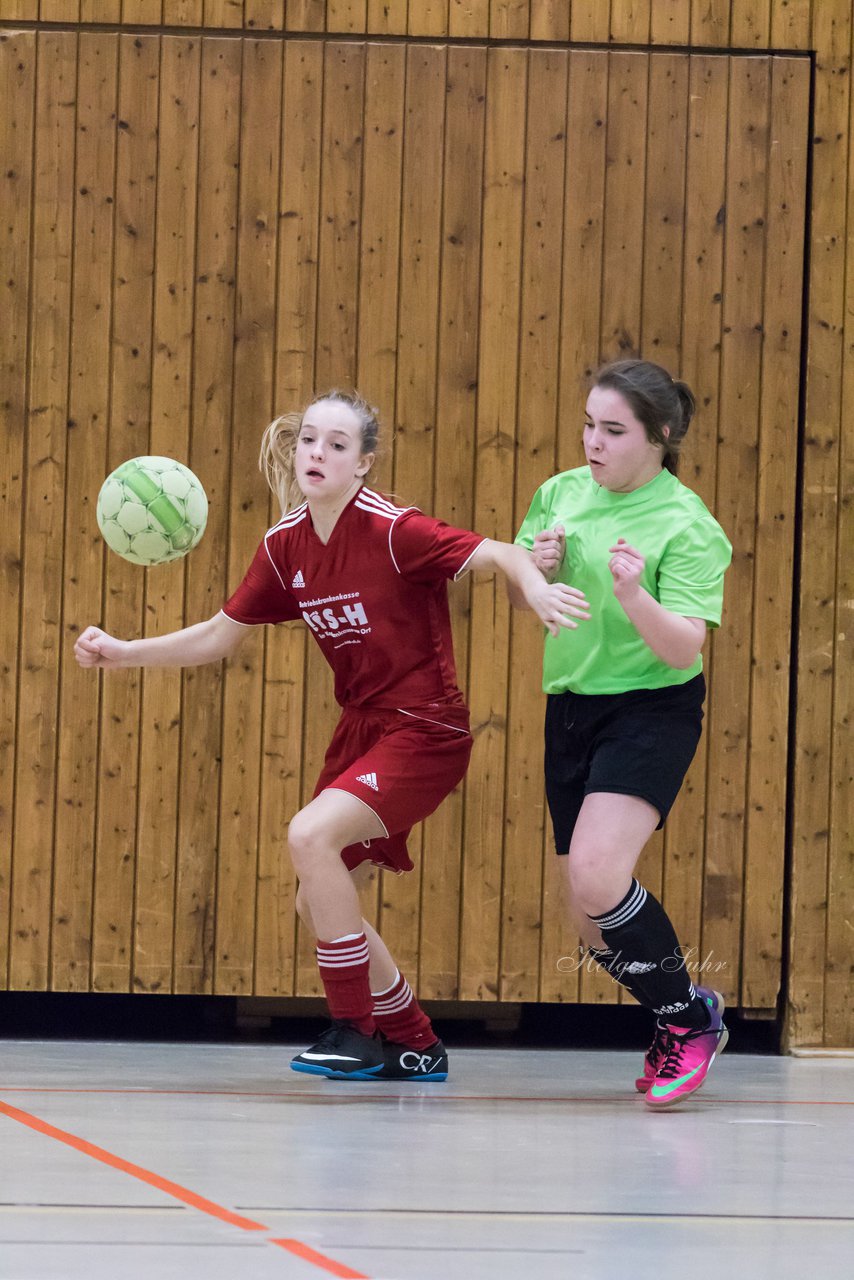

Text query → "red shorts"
[312,705,473,874]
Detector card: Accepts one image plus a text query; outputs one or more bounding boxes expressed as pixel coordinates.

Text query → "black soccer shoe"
[290,1020,385,1080]
[377,1038,448,1081]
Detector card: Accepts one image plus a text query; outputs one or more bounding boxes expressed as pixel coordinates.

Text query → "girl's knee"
[566,848,622,914]
[287,808,322,870]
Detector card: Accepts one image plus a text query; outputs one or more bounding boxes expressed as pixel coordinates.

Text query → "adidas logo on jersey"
[291,570,305,589]
[356,772,379,791]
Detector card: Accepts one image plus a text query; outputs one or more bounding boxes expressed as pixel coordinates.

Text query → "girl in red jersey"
[75,391,590,1081]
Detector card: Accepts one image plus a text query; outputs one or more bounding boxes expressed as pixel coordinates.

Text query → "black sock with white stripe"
[589,879,708,1029]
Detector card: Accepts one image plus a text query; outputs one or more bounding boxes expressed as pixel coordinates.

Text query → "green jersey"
[515,466,732,695]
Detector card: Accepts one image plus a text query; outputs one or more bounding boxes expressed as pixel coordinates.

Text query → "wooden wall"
[0,1,850,1049]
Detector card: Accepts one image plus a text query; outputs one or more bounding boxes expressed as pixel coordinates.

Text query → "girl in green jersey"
[513,359,732,1109]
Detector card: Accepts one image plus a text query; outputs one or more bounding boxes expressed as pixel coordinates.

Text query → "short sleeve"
[657,517,733,627]
[514,485,549,550]
[389,510,484,583]
[222,538,302,626]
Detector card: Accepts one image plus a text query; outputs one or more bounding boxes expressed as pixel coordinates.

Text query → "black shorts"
[544,675,705,854]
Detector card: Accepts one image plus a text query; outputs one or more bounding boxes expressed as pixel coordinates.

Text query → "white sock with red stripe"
[372,969,436,1050]
[316,933,375,1036]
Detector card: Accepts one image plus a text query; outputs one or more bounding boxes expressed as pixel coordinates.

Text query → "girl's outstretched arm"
[74,611,249,671]
[468,539,590,637]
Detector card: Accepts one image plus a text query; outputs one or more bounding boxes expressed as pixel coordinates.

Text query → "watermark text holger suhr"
[556,946,728,976]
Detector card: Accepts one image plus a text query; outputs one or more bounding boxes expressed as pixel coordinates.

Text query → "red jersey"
[222,486,484,718]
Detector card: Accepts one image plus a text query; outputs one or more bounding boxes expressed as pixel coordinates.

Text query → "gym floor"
[1,1026,853,1280]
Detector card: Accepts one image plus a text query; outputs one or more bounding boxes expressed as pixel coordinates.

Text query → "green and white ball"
[96,456,208,566]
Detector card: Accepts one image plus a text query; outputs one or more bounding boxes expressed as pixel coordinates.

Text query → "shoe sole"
[290,1062,385,1080]
[635,990,726,1094]
[375,1073,448,1082]
[643,1024,730,1110]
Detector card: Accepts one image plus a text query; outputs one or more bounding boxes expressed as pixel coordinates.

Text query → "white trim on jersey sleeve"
[218,607,259,627]
[452,537,487,581]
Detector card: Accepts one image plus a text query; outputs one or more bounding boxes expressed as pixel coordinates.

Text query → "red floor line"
[0,1098,372,1278]
[1,1086,852,1106]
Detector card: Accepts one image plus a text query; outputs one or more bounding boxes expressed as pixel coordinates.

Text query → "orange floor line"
[0,1097,372,1278]
[270,1237,369,1278]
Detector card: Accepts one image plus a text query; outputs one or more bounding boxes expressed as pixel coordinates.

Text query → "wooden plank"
[501,48,568,1003]
[214,36,282,996]
[39,0,80,19]
[0,2,38,20]
[408,0,446,36]
[828,234,854,1046]
[132,36,201,996]
[449,0,489,37]
[366,0,407,33]
[245,0,285,29]
[255,42,323,999]
[388,43,446,510]
[122,0,162,23]
[377,44,447,981]
[555,48,608,472]
[326,0,367,33]
[52,32,119,993]
[91,35,160,994]
[530,0,569,42]
[730,0,771,47]
[0,31,36,989]
[667,54,728,976]
[538,46,601,992]
[788,1,851,1047]
[701,56,771,1011]
[357,42,405,505]
[276,40,322,409]
[570,0,610,42]
[459,47,527,1001]
[295,39,366,995]
[579,48,649,1003]
[690,0,730,46]
[203,0,243,27]
[261,39,323,997]
[770,0,810,49]
[81,0,120,20]
[636,53,691,980]
[10,31,76,992]
[490,0,528,38]
[640,54,689,371]
[337,38,401,943]
[418,44,487,999]
[285,0,325,30]
[173,35,242,994]
[314,42,364,392]
[600,52,648,363]
[741,55,808,1011]
[162,0,204,24]
[650,0,690,44]
[610,0,650,43]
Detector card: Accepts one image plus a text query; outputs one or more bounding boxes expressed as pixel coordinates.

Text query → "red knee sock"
[372,970,436,1050]
[316,933,375,1036]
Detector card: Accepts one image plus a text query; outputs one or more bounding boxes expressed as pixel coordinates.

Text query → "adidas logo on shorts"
[291,569,305,589]
[356,772,379,791]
